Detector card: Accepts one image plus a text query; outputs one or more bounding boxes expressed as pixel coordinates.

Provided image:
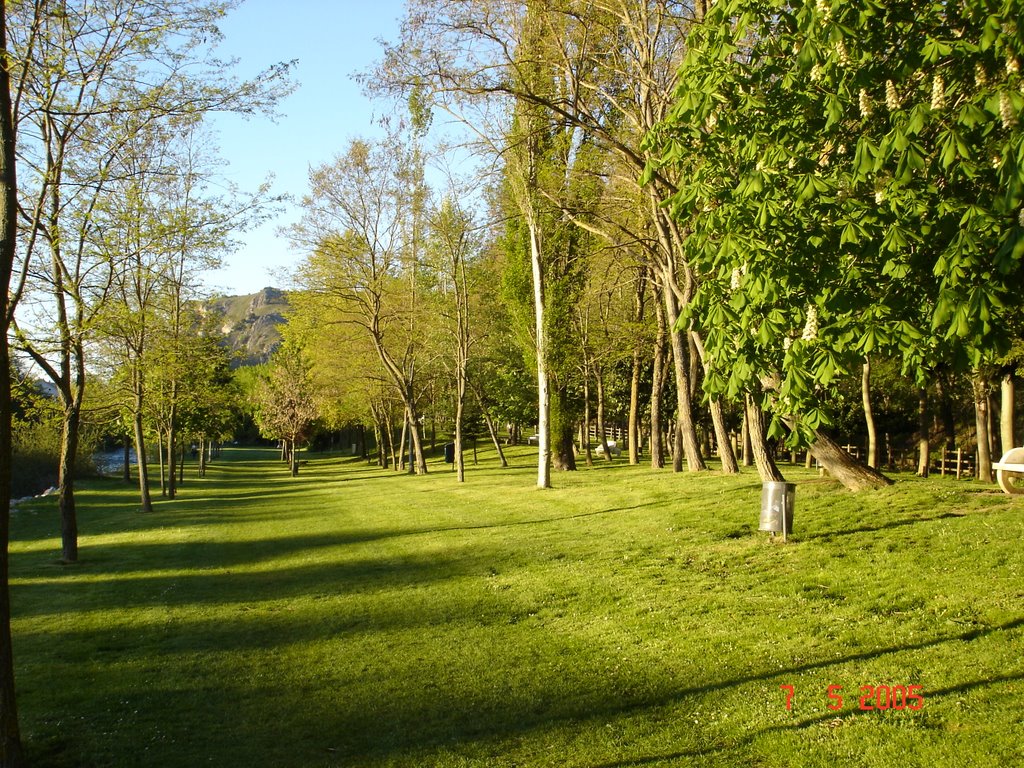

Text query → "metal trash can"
[443,442,456,464]
[759,481,796,537]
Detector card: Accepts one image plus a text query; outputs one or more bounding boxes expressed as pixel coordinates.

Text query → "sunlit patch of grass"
[9,446,1024,766]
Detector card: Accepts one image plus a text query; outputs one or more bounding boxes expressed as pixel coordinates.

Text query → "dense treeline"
[273,0,1022,493]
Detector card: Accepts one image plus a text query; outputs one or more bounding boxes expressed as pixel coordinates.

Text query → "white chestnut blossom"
[885,80,900,111]
[931,75,945,110]
[801,305,818,342]
[1000,91,1018,128]
[859,88,872,118]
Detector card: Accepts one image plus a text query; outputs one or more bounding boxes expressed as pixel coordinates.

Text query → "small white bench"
[993,447,1024,495]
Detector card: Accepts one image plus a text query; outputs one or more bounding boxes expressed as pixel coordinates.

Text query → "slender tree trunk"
[809,430,892,490]
[199,436,207,477]
[397,415,408,472]
[708,398,739,473]
[157,431,166,497]
[57,405,81,562]
[863,358,879,469]
[974,373,993,483]
[380,413,393,469]
[479,404,508,468]
[167,419,177,500]
[741,406,753,467]
[663,281,705,472]
[290,438,299,476]
[596,368,612,461]
[582,376,593,467]
[628,269,647,464]
[454,377,465,482]
[468,380,507,468]
[0,17,27,754]
[745,394,784,482]
[527,220,552,488]
[406,402,428,475]
[551,384,577,471]
[132,406,153,512]
[628,345,643,464]
[917,387,930,477]
[167,393,179,497]
[1001,374,1016,454]
[650,298,667,469]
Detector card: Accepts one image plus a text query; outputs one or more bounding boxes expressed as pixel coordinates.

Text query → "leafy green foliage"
[645,0,1024,440]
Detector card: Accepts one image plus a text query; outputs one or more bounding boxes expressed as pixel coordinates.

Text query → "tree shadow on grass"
[21,613,1022,768]
[800,511,966,542]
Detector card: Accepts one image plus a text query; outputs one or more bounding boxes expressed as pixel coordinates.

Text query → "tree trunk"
[0,17,27,753]
[917,387,930,477]
[809,431,892,490]
[745,394,785,482]
[397,415,408,472]
[406,402,428,475]
[663,281,705,472]
[132,407,153,512]
[863,358,879,469]
[582,376,593,467]
[469,379,507,468]
[628,343,643,464]
[199,436,207,477]
[480,403,508,468]
[529,220,551,488]
[596,368,612,461]
[628,270,647,465]
[157,430,166,496]
[974,373,993,483]
[708,397,739,473]
[741,406,753,467]
[454,375,465,483]
[1001,374,1016,453]
[650,299,667,469]
[57,405,81,562]
[289,438,299,476]
[166,421,177,500]
[551,385,577,471]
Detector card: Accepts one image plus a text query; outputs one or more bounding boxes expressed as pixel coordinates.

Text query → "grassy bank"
[9,446,1024,766]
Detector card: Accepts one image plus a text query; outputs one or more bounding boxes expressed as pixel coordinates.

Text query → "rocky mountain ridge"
[205,287,288,367]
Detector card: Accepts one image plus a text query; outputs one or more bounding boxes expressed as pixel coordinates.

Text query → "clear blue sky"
[202,0,405,296]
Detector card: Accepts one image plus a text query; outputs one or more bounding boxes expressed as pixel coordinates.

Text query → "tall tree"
[426,194,480,482]
[253,343,318,476]
[289,137,430,474]
[0,3,26,761]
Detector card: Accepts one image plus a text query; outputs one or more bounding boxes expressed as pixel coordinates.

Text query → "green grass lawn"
[9,445,1024,767]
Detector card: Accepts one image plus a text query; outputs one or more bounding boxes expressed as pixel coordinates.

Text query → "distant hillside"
[205,287,288,367]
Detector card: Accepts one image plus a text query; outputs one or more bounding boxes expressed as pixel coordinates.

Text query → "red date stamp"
[780,684,924,711]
